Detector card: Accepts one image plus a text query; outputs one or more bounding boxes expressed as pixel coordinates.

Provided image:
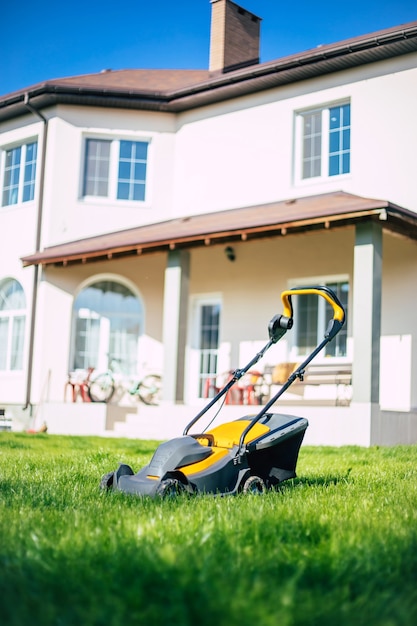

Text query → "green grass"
[1,433,417,626]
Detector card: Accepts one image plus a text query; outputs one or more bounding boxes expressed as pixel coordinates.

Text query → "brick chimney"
[209,0,261,73]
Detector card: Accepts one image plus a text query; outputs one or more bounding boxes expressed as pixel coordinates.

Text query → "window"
[197,303,221,397]
[71,280,143,374]
[83,139,110,197]
[83,138,148,202]
[294,281,349,358]
[0,279,26,371]
[297,103,350,181]
[2,141,37,206]
[118,141,148,201]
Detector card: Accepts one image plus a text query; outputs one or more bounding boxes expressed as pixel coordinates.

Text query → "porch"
[22,399,417,447]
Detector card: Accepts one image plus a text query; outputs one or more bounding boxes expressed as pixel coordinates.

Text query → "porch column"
[351,221,382,407]
[162,250,190,403]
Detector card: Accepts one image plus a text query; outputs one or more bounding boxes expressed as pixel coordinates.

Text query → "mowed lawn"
[0,432,416,626]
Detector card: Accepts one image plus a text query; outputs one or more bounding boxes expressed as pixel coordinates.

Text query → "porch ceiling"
[21,191,417,267]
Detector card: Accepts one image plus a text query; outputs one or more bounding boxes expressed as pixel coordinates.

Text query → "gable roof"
[21,192,417,267]
[1,21,417,121]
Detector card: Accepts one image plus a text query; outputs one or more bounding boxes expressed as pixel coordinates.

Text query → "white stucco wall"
[40,107,177,246]
[184,230,354,402]
[173,53,417,216]
[380,232,417,411]
[0,118,45,403]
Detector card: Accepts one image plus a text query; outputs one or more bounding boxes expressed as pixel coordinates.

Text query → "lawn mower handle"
[281,285,345,340]
[236,285,346,459]
[184,285,345,439]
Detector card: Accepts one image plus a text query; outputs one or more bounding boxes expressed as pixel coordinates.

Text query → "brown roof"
[25,69,212,96]
[1,20,417,121]
[21,192,417,267]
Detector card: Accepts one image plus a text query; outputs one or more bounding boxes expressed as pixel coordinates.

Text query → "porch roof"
[21,191,417,267]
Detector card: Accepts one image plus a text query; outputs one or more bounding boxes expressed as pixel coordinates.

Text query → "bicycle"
[87,359,162,406]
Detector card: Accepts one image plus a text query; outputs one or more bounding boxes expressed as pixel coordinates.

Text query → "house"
[1,0,416,445]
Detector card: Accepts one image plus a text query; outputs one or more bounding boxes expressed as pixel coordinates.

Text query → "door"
[189,297,222,399]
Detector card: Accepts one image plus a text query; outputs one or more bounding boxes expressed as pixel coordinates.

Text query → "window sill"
[293,173,352,188]
[79,196,151,209]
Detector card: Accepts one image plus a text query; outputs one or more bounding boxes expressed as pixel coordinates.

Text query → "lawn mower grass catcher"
[101,286,346,498]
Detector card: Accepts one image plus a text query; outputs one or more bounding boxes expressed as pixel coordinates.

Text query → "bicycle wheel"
[88,372,115,403]
[137,374,162,405]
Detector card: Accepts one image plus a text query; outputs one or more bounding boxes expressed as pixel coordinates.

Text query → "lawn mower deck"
[106,413,308,497]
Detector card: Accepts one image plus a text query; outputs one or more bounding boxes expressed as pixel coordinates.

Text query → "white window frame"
[0,279,27,372]
[70,276,143,375]
[186,295,223,402]
[287,276,351,362]
[80,133,152,205]
[1,139,38,207]
[294,101,351,185]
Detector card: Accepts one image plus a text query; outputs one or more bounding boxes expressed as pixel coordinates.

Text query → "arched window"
[71,279,143,375]
[0,278,26,371]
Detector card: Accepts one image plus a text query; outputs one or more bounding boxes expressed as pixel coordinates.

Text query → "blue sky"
[1,0,416,96]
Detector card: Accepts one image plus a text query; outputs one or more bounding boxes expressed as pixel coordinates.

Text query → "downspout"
[22,94,48,412]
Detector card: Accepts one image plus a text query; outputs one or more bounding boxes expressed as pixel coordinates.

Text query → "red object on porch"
[204,371,262,405]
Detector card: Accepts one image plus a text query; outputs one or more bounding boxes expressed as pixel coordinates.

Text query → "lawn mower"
[100,286,346,497]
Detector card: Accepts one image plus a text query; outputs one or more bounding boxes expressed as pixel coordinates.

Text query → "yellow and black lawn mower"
[100,286,346,497]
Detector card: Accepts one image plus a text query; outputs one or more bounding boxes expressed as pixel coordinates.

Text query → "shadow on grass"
[278,467,353,491]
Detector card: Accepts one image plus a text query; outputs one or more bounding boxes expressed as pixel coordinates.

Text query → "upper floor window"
[83,138,148,202]
[2,141,38,206]
[296,103,350,181]
[0,278,26,371]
